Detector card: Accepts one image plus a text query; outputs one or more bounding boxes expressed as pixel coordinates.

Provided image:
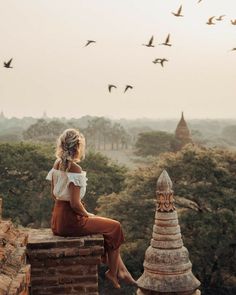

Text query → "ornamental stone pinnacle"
[136,170,201,295]
[156,170,175,212]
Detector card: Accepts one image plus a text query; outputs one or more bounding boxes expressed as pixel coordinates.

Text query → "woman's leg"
[117,254,136,284]
[101,250,136,285]
[105,248,120,288]
[78,216,124,288]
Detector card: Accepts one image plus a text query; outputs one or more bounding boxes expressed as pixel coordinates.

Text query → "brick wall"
[26,229,104,295]
[0,217,30,295]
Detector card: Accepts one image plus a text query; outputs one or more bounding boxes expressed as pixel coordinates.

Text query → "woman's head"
[56,128,85,171]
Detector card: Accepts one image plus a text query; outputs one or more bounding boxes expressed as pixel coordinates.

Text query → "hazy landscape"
[1,0,236,294]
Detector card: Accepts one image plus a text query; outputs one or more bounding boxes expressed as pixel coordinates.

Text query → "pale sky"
[0,0,236,119]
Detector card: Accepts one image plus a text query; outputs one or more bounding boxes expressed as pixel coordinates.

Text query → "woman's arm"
[51,177,57,201]
[69,183,91,217]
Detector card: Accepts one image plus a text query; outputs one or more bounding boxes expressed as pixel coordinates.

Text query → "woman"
[46,128,136,289]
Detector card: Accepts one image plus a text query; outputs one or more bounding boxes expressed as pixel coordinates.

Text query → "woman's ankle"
[105,270,120,288]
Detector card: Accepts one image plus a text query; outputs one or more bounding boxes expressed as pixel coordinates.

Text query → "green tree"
[81,151,127,211]
[97,145,236,294]
[134,131,175,156]
[23,119,68,142]
[0,142,55,226]
[0,143,127,226]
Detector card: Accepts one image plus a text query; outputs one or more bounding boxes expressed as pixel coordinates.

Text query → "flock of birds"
[3,1,236,95]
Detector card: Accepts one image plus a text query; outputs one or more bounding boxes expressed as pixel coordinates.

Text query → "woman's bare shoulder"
[69,162,82,173]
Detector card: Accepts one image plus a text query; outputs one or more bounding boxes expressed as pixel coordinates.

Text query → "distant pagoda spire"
[137,170,201,295]
[174,112,193,151]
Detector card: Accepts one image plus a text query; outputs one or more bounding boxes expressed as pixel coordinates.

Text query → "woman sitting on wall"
[46,128,136,289]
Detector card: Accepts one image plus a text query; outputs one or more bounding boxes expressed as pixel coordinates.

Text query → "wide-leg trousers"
[51,200,124,251]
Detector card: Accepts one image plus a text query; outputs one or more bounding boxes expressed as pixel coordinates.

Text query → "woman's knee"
[113,220,122,231]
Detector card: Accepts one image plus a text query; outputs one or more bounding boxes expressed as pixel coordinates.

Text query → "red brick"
[85,285,99,292]
[37,285,73,293]
[57,264,97,276]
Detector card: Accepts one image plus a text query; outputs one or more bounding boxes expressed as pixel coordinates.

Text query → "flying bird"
[4,58,13,68]
[108,84,117,93]
[172,5,183,17]
[124,85,133,93]
[198,0,203,3]
[142,36,155,47]
[153,58,168,67]
[206,16,216,25]
[231,19,236,25]
[216,15,225,21]
[84,40,96,47]
[231,48,236,51]
[160,34,172,46]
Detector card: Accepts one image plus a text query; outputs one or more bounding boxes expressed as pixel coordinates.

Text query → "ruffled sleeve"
[46,168,54,181]
[67,172,88,187]
[67,172,88,199]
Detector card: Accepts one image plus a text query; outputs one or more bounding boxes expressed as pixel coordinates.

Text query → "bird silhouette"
[198,0,203,3]
[4,58,13,68]
[124,85,133,93]
[216,15,225,21]
[231,48,236,51]
[84,40,96,47]
[108,84,117,93]
[231,19,236,25]
[142,36,155,47]
[172,5,183,17]
[160,34,172,46]
[153,58,168,67]
[206,16,216,25]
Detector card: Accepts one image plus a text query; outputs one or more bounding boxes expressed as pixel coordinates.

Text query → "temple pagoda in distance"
[173,112,193,151]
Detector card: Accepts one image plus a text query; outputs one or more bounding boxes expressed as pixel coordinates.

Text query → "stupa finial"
[156,169,172,191]
[156,170,175,212]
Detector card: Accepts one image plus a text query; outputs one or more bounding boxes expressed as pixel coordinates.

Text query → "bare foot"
[105,270,121,289]
[118,270,137,285]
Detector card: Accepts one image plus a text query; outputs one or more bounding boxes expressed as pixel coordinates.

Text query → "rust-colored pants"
[51,200,124,251]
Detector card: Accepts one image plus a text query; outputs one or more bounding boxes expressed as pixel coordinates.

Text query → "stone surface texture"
[0,199,30,295]
[26,228,104,295]
[137,171,201,295]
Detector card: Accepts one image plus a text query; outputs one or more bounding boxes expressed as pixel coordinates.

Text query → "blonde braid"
[55,128,85,171]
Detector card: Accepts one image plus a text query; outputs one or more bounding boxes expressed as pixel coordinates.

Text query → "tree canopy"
[97,145,236,294]
[134,131,175,157]
[0,143,127,226]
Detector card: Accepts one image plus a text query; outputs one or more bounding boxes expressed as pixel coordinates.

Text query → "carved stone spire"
[136,170,201,295]
[156,170,175,212]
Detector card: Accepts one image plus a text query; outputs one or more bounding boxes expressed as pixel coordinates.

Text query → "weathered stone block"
[26,228,104,295]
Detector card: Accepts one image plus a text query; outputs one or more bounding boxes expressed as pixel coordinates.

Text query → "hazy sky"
[0,0,236,119]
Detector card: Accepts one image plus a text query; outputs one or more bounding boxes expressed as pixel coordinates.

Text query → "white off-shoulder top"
[46,168,88,201]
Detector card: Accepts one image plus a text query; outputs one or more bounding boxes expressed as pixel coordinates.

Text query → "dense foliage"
[81,151,127,211]
[134,131,175,156]
[23,119,69,142]
[22,117,131,150]
[0,142,54,226]
[97,145,236,295]
[0,143,127,226]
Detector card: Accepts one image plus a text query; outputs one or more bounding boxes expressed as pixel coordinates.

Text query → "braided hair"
[55,128,85,171]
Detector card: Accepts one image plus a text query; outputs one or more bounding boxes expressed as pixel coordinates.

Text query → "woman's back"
[46,160,87,201]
